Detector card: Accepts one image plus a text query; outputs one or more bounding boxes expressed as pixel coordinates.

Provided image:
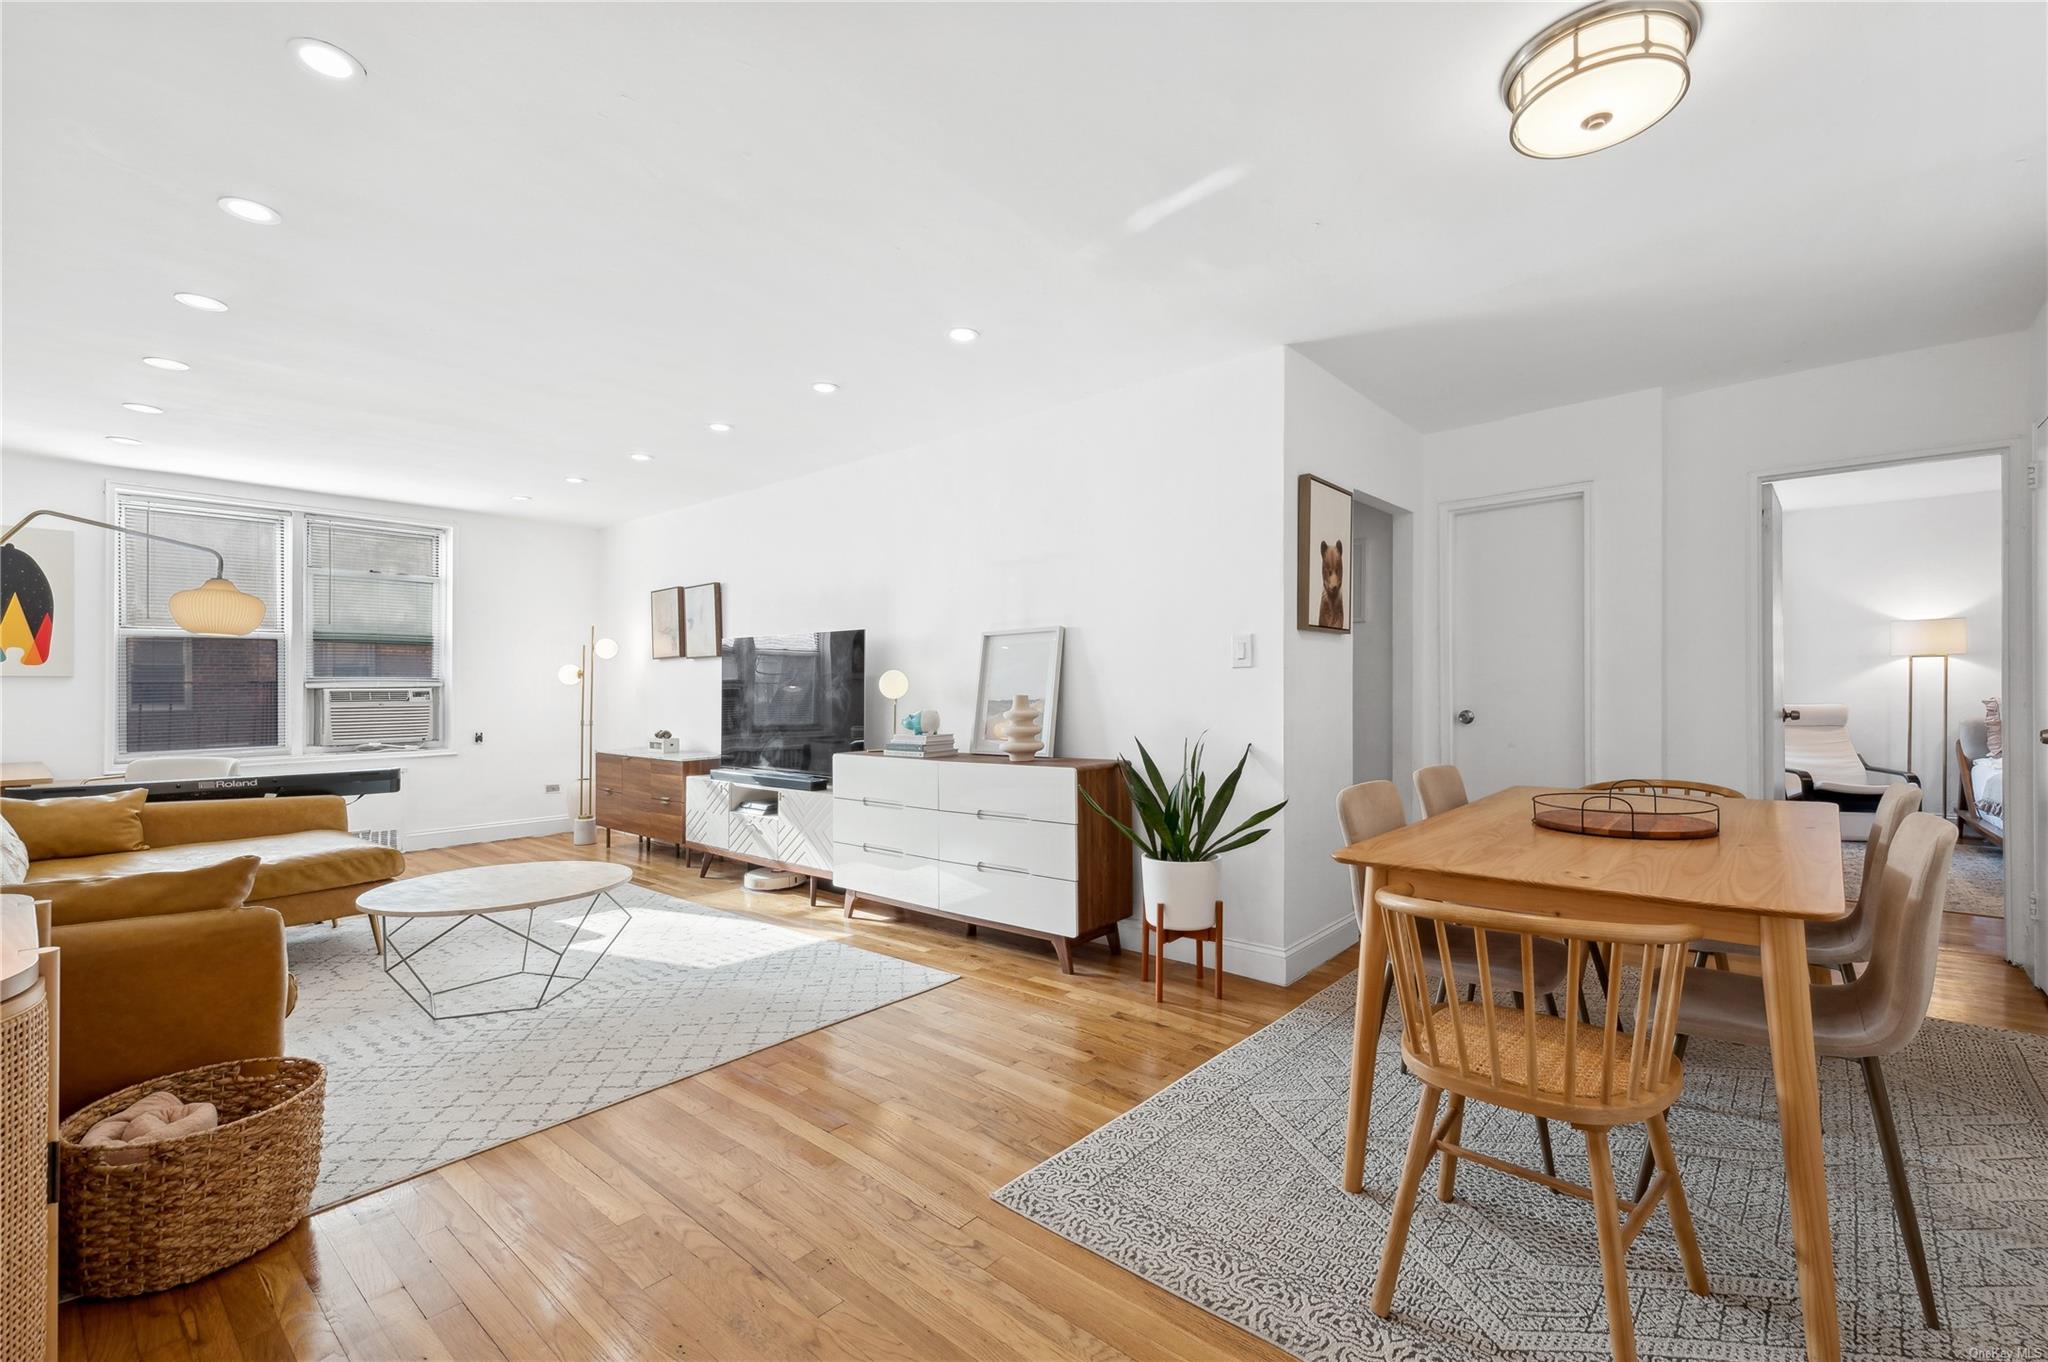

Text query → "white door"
[2030,431,2048,987]
[1762,482,1789,798]
[1448,492,1587,796]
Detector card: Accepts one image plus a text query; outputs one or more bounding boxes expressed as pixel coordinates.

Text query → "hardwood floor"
[62,834,2048,1361]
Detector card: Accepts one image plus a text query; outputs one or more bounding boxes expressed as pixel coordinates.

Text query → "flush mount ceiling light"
[173,292,228,312]
[121,403,164,414]
[812,382,839,394]
[217,196,282,225]
[142,356,189,370]
[288,37,366,82]
[1501,1,1700,159]
[947,327,979,344]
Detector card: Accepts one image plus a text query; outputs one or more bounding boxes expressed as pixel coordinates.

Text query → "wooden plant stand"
[1142,900,1223,1001]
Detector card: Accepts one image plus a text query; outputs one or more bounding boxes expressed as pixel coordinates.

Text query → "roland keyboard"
[9,768,403,803]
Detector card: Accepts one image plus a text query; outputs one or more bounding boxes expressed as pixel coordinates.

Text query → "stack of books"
[884,732,956,759]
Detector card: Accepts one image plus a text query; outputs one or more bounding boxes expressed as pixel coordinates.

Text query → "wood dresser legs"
[1758,917,1843,1362]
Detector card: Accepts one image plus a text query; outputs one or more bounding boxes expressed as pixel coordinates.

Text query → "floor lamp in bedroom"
[1891,617,1967,817]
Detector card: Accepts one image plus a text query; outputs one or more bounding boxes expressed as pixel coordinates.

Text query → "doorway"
[1441,487,1589,798]
[1760,450,2020,937]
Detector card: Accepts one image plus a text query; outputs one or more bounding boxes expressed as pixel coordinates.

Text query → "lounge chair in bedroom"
[1782,703,1919,841]
[1956,716,2004,847]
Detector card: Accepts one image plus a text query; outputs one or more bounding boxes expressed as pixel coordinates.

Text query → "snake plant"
[1080,736,1286,862]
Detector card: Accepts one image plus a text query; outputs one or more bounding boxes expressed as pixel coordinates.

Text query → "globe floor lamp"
[1,508,267,640]
[559,627,619,844]
[1890,617,1967,816]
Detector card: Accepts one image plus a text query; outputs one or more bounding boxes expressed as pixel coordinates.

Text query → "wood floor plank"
[63,832,2048,1362]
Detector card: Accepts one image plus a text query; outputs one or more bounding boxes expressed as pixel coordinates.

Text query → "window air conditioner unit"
[317,688,436,749]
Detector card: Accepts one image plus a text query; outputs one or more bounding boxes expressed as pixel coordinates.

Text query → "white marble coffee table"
[357,862,635,1020]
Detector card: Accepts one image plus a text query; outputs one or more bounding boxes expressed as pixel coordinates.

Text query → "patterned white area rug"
[997,973,2048,1362]
[285,884,954,1210]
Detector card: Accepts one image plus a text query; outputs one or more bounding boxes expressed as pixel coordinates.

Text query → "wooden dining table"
[1333,786,1849,1361]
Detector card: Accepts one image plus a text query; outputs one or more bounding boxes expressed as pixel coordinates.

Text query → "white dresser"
[830,753,1133,972]
[684,775,834,904]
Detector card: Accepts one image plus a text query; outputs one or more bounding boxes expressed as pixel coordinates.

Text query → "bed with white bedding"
[1958,715,2004,845]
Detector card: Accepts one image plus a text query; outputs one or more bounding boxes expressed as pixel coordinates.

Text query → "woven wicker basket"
[59,1057,324,1298]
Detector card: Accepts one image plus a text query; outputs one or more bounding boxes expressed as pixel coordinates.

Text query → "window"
[110,489,451,760]
[115,495,288,757]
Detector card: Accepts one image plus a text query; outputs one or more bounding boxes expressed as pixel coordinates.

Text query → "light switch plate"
[1231,633,1255,668]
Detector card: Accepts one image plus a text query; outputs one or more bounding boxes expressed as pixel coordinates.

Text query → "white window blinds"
[305,516,446,681]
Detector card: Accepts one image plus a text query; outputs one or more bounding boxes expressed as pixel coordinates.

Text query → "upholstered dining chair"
[1582,778,1746,800]
[1639,813,1958,1327]
[1693,780,1919,979]
[1413,765,1469,819]
[1337,780,1577,1177]
[1371,891,1711,1362]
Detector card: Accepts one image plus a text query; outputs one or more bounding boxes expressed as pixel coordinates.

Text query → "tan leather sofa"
[16,794,404,934]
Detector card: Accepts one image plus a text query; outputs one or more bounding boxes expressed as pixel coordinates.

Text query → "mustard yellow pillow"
[36,856,261,928]
[1,789,148,861]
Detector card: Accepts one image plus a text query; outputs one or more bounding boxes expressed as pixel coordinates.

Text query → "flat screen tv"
[720,630,865,782]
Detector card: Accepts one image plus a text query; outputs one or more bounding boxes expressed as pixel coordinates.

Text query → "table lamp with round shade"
[1890,617,1967,815]
[878,669,910,734]
[560,627,619,844]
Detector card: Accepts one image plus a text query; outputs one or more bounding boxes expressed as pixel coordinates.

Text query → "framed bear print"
[1297,473,1351,633]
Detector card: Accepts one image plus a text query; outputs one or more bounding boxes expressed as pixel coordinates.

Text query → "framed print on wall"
[681,582,722,658]
[971,626,1064,756]
[1,528,73,677]
[650,587,682,658]
[1297,473,1351,634]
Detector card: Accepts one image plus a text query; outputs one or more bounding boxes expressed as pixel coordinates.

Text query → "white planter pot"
[572,816,598,846]
[1140,856,1221,932]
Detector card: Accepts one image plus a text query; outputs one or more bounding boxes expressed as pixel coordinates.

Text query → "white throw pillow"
[0,814,29,887]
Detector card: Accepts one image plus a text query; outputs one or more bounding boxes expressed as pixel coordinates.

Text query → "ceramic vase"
[999,694,1044,762]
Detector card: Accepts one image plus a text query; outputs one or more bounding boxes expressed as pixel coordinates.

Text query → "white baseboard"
[1112,912,1360,987]
[404,816,572,852]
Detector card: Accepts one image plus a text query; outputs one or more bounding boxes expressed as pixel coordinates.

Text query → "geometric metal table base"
[374,891,630,1021]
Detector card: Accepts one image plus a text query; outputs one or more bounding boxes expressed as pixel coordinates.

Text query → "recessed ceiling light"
[812,382,839,394]
[173,292,228,312]
[288,37,365,82]
[142,356,189,370]
[120,403,165,414]
[106,436,142,446]
[707,423,733,433]
[947,328,979,344]
[628,452,652,462]
[217,196,282,226]
[511,495,532,502]
[565,476,587,484]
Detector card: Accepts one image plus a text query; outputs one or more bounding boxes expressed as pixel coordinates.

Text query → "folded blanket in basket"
[82,1090,219,1149]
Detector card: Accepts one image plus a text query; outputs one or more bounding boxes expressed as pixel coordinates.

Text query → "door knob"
[1456,709,1476,725]
[1780,708,1802,722]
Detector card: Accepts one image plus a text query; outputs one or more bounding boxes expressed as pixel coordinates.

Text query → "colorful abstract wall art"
[1,528,73,677]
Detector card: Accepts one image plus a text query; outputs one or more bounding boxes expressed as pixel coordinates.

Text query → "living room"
[4,4,2047,1361]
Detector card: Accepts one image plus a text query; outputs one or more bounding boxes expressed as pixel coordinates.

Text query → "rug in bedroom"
[1845,838,2004,918]
[284,883,955,1210]
[997,971,2048,1362]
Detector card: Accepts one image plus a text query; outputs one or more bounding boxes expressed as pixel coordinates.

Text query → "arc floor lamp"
[1,508,266,637]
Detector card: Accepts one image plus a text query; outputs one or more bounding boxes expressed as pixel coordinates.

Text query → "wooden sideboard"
[594,751,718,854]
[829,752,1133,972]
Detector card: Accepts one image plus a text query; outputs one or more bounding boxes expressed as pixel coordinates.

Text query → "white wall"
[1417,389,1667,784]
[0,451,600,847]
[599,352,1310,977]
[1662,330,2036,792]
[1351,499,1394,786]
[1278,350,1422,972]
[1781,492,2003,811]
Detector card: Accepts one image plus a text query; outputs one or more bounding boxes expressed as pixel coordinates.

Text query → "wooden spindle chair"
[1582,778,1746,800]
[1370,891,1711,1362]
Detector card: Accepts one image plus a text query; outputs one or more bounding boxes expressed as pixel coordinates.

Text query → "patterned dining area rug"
[997,973,2048,1362]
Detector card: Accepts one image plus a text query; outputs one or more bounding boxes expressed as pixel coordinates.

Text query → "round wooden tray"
[1531,792,1720,840]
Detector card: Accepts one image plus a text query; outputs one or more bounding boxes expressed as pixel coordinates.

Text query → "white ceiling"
[4,3,2042,526]
[1772,453,2005,511]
